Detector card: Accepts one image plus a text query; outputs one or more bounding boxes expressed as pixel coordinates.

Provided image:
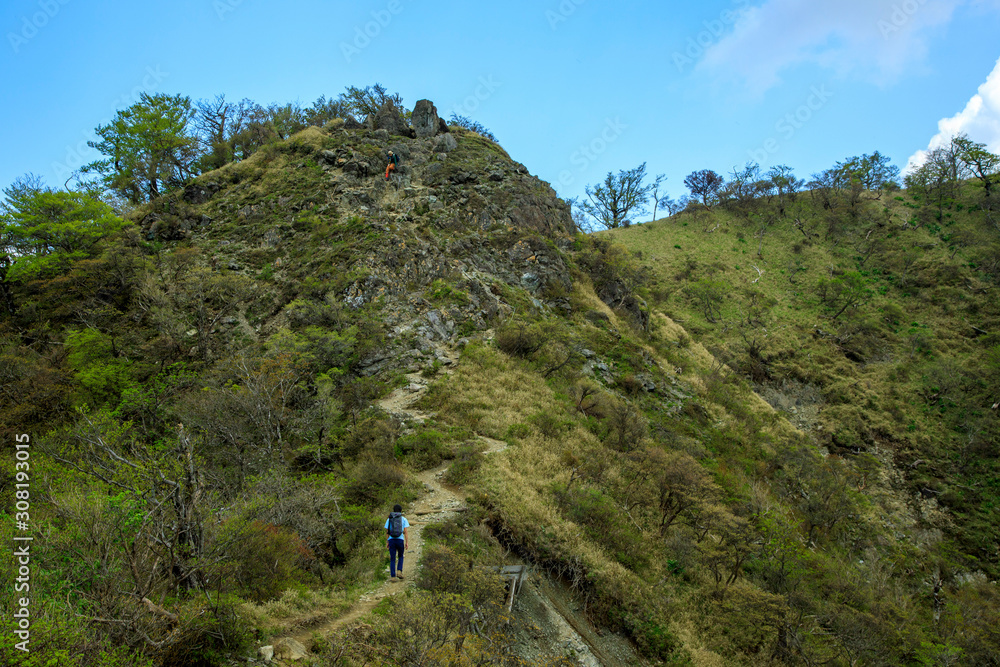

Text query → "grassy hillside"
[607,185,1000,578]
[2,117,999,667]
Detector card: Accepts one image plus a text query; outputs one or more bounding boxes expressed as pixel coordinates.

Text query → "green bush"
[396,428,451,470]
[443,442,485,485]
[343,458,411,508]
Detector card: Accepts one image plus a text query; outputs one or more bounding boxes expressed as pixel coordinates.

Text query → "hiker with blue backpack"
[385,504,409,581]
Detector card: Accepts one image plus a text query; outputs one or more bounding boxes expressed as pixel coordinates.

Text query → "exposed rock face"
[182,182,219,204]
[433,133,458,153]
[372,102,413,137]
[411,99,441,139]
[343,115,363,130]
[596,280,649,330]
[156,97,578,373]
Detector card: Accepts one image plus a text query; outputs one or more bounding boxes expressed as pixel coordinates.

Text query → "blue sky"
[2,0,1000,213]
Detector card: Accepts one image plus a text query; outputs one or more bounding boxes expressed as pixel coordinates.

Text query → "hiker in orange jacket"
[385,150,398,180]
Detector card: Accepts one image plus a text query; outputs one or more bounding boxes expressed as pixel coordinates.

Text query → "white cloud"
[906,56,1000,172]
[697,0,963,93]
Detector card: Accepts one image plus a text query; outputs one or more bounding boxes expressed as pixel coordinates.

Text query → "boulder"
[343,115,362,130]
[272,637,308,662]
[411,99,441,138]
[433,133,458,153]
[374,102,413,137]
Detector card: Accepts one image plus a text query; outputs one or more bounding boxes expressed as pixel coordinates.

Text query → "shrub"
[220,520,314,602]
[555,484,647,571]
[151,598,254,667]
[339,412,397,461]
[495,321,545,358]
[396,428,451,470]
[528,411,570,439]
[443,441,485,485]
[343,458,410,507]
[418,544,472,595]
[448,113,498,142]
[616,373,644,396]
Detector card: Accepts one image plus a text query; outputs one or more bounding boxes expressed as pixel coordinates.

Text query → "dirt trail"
[272,348,624,666]
[285,350,505,650]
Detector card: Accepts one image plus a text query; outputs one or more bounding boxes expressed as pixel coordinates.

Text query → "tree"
[834,151,900,200]
[267,102,308,139]
[49,413,209,592]
[231,102,280,160]
[578,162,654,229]
[816,271,871,320]
[193,94,254,171]
[724,161,762,211]
[766,165,803,215]
[905,143,969,218]
[83,93,197,204]
[954,135,1000,197]
[649,172,667,222]
[0,176,123,282]
[305,94,351,127]
[339,83,405,119]
[649,449,718,535]
[684,169,724,207]
[686,278,727,323]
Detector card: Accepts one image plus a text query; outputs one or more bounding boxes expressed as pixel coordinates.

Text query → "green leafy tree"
[579,162,654,229]
[834,150,900,201]
[904,142,969,218]
[305,94,351,127]
[766,164,803,215]
[339,83,406,119]
[1,176,123,283]
[83,93,197,204]
[953,135,1000,197]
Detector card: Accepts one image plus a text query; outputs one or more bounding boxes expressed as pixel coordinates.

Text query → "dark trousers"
[388,538,404,576]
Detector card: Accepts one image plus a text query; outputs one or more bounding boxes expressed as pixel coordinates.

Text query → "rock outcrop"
[144,97,579,376]
[411,99,442,139]
[371,101,413,137]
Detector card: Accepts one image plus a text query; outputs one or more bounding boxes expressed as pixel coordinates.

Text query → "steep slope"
[3,110,1000,667]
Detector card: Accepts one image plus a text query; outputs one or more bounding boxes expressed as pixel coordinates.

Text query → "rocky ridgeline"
[135,99,581,376]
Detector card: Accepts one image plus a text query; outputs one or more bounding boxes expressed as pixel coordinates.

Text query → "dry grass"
[420,343,561,438]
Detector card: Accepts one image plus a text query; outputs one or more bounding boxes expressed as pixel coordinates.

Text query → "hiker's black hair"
[393,504,402,513]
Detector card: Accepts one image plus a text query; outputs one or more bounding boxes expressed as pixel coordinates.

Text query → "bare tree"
[649,172,667,222]
[578,162,654,229]
[194,95,253,170]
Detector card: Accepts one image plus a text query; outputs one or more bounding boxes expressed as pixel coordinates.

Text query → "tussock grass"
[420,342,561,438]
